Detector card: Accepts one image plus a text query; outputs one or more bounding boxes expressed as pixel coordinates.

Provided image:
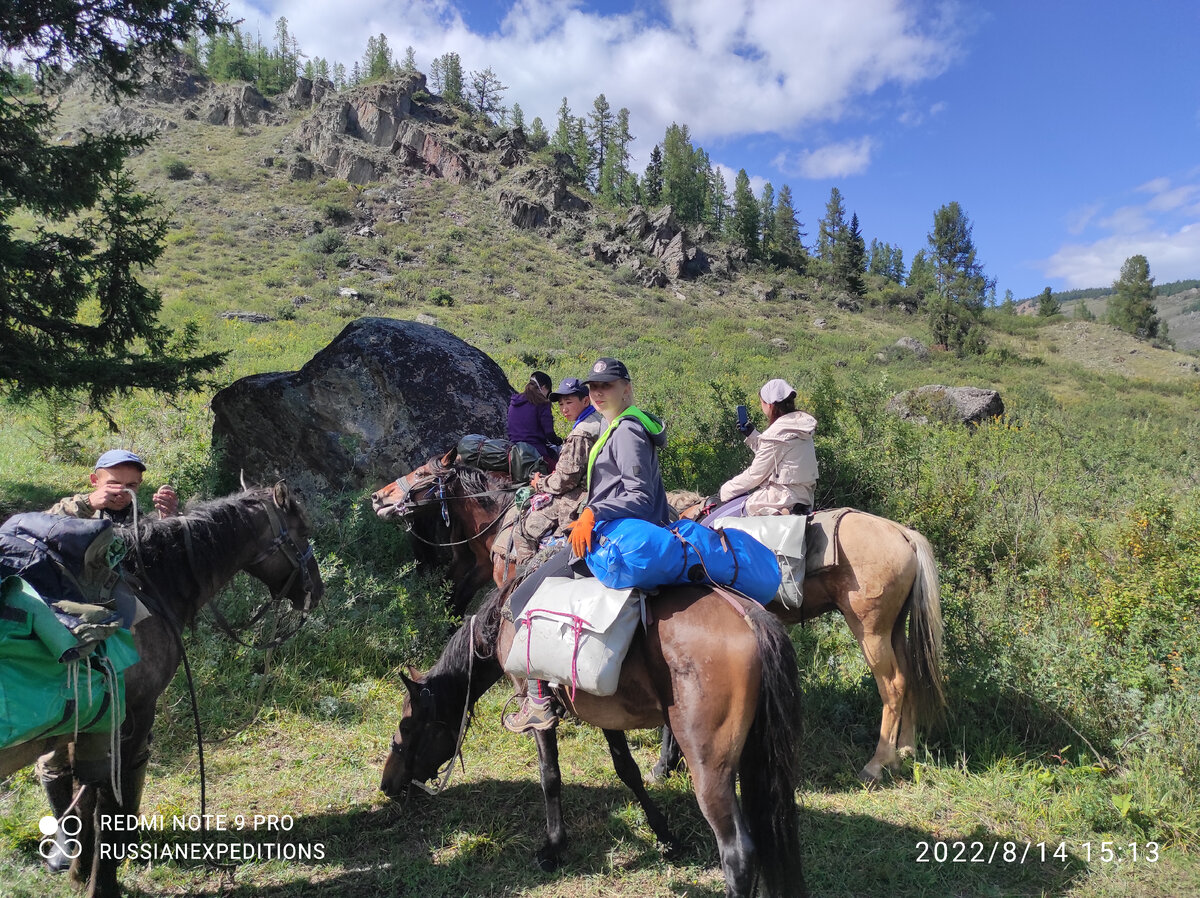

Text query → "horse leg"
[668,717,755,898]
[533,728,567,871]
[856,626,906,783]
[649,724,684,782]
[601,730,682,857]
[891,622,918,762]
[36,747,76,873]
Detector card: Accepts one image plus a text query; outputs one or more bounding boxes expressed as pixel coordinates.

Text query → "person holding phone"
[706,378,818,521]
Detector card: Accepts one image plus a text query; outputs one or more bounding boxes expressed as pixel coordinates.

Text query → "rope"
[410,615,477,796]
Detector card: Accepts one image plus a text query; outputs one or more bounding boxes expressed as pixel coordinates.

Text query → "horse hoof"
[534,848,560,873]
[858,769,882,789]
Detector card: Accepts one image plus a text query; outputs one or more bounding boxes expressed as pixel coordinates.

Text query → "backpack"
[456,434,549,483]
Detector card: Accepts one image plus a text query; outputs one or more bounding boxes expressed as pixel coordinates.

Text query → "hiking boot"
[503,694,558,734]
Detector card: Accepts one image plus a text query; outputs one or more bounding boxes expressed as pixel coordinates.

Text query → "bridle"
[389,467,518,548]
[390,615,477,796]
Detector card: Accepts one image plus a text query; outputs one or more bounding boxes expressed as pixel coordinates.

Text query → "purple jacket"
[507,394,563,461]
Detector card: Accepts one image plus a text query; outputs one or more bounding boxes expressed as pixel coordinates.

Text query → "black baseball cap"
[583,357,630,384]
[549,377,589,401]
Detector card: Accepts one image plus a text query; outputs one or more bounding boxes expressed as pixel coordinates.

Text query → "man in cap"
[48,449,178,525]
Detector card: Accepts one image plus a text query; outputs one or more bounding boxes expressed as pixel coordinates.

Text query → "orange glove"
[567,507,597,556]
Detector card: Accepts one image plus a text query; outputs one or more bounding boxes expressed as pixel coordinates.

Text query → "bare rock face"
[211,317,513,496]
[285,76,335,109]
[203,84,278,128]
[886,385,1005,427]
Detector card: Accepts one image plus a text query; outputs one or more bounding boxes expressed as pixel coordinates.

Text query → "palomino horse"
[375,457,944,783]
[381,577,806,898]
[372,450,517,616]
[0,483,324,898]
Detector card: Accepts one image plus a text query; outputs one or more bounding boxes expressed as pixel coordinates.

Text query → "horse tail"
[902,526,946,724]
[739,604,806,898]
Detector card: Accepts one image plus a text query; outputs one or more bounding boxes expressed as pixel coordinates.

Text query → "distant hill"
[1021,281,1200,352]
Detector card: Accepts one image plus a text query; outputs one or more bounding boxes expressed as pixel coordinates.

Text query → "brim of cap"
[584,373,626,384]
[549,390,585,401]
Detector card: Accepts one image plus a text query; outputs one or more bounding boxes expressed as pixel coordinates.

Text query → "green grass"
[3,77,1200,898]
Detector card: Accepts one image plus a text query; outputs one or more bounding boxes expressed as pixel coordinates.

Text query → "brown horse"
[380,576,806,898]
[0,483,324,898]
[375,458,944,783]
[372,451,518,615]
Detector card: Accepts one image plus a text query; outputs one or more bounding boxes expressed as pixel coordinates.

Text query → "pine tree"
[528,116,548,149]
[642,144,663,207]
[708,166,729,230]
[587,94,613,189]
[570,116,591,186]
[926,201,991,353]
[1107,254,1163,339]
[729,169,760,257]
[661,123,704,222]
[817,187,846,262]
[433,52,462,103]
[772,184,804,269]
[510,102,526,132]
[889,246,905,285]
[1037,287,1061,317]
[840,212,866,295]
[551,97,572,154]
[401,46,417,73]
[468,66,506,120]
[1,0,228,408]
[759,182,775,257]
[362,33,394,82]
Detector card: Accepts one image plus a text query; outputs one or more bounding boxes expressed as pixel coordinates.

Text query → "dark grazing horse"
[374,456,944,783]
[0,483,324,898]
[380,578,806,898]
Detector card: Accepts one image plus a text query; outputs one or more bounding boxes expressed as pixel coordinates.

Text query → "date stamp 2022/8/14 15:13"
[916,840,1159,865]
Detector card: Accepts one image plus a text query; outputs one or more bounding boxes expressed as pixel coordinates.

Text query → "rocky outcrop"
[289,73,476,185]
[614,205,710,280]
[202,84,280,128]
[211,318,514,497]
[886,385,1005,427]
[285,76,335,109]
[894,337,930,360]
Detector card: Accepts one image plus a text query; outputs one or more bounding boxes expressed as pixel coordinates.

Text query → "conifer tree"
[842,212,866,295]
[661,123,704,222]
[570,116,591,186]
[1107,254,1163,339]
[1,0,228,408]
[772,184,804,269]
[510,102,525,132]
[708,166,729,230]
[729,169,760,257]
[817,187,846,262]
[926,201,991,353]
[468,66,506,121]
[551,97,573,154]
[759,182,775,257]
[1037,287,1061,317]
[642,145,664,207]
[401,45,417,73]
[587,94,613,188]
[528,116,548,149]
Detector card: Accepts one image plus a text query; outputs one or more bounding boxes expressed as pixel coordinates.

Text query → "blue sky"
[229,0,1200,299]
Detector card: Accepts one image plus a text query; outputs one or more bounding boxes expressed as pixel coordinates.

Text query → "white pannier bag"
[504,576,644,697]
[712,515,808,610]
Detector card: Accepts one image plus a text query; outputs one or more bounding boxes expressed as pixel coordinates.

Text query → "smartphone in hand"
[736,405,749,431]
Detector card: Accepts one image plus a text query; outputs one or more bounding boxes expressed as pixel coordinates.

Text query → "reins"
[405,614,477,796]
[395,470,518,549]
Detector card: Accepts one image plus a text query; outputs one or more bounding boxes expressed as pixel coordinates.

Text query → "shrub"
[302,229,344,254]
[315,201,353,225]
[428,287,454,307]
[163,157,192,180]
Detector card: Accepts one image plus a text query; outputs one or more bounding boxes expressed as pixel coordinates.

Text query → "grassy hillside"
[2,74,1200,898]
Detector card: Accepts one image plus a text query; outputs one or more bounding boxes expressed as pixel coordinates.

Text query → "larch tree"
[729,168,760,257]
[926,201,991,353]
[1107,254,1163,340]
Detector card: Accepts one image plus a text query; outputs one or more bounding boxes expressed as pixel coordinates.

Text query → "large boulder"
[886,385,1005,427]
[211,318,513,496]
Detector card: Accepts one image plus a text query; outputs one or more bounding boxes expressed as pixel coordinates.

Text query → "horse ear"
[439,448,456,466]
[273,479,290,507]
[399,665,422,693]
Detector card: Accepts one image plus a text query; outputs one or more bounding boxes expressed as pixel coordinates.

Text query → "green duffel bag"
[0,576,139,751]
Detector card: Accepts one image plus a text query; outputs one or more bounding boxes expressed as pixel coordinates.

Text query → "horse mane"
[424,580,512,683]
[117,489,274,617]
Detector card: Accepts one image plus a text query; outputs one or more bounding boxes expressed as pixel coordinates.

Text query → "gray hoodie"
[587,410,671,526]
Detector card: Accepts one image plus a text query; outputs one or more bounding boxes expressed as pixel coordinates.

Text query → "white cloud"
[1043,175,1200,287]
[774,137,875,179]
[225,0,961,170]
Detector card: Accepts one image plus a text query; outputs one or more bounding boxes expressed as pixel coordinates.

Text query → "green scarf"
[586,406,663,490]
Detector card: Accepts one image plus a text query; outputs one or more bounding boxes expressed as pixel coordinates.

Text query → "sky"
[226,0,1200,300]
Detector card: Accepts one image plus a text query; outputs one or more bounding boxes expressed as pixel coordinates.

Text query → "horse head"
[243,481,325,612]
[371,449,457,521]
[380,667,460,800]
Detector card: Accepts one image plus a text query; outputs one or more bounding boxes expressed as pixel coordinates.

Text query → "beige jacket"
[719,411,818,515]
